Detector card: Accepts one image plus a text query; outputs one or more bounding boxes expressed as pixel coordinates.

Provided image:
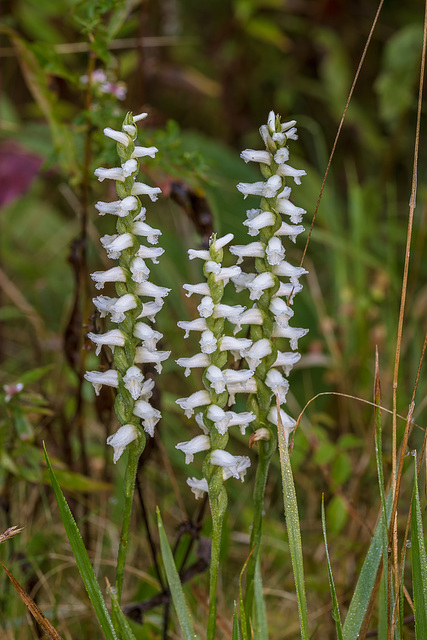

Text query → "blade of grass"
[277,400,309,640]
[411,454,427,637]
[43,444,118,640]
[239,551,250,640]
[321,495,343,640]
[342,489,393,640]
[253,555,268,640]
[232,602,242,640]
[107,578,137,640]
[156,507,198,640]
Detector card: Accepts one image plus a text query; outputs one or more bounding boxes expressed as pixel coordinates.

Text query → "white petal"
[94,167,124,182]
[132,146,158,158]
[104,127,130,146]
[276,196,306,224]
[272,325,309,350]
[211,233,234,250]
[176,390,211,418]
[134,348,170,373]
[183,283,210,297]
[130,257,150,283]
[176,435,211,464]
[243,338,272,370]
[84,369,118,395]
[274,221,305,243]
[188,248,210,261]
[265,237,285,266]
[274,350,302,375]
[122,159,138,177]
[176,354,210,377]
[90,267,126,289]
[265,368,289,403]
[247,272,275,300]
[267,407,296,444]
[205,365,226,394]
[123,366,144,400]
[243,211,275,236]
[101,233,133,259]
[133,220,162,244]
[276,163,306,185]
[177,318,208,338]
[187,477,209,499]
[131,182,162,202]
[197,296,214,318]
[135,281,171,304]
[240,149,272,165]
[87,329,125,355]
[229,242,265,264]
[136,246,164,263]
[107,424,138,463]
[200,330,217,354]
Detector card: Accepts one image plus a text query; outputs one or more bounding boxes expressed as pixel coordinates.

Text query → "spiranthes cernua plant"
[174,111,308,636]
[85,112,170,463]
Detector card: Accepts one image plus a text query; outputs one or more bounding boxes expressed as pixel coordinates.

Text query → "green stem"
[207,512,223,640]
[244,437,275,624]
[115,438,144,603]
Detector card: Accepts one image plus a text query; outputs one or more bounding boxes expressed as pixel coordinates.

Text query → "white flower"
[211,233,234,250]
[188,248,210,261]
[240,149,272,165]
[123,124,136,136]
[101,233,134,259]
[133,400,162,436]
[133,112,148,122]
[229,242,265,263]
[95,196,139,218]
[134,347,170,373]
[237,174,282,199]
[132,220,162,244]
[204,261,221,275]
[107,424,138,463]
[84,369,118,395]
[129,257,150,283]
[94,167,125,182]
[205,365,226,393]
[213,304,246,326]
[265,369,289,403]
[243,338,272,370]
[236,307,263,328]
[274,350,302,375]
[227,377,257,405]
[122,159,138,177]
[219,336,252,359]
[265,237,285,266]
[176,354,211,377]
[276,281,303,301]
[138,300,164,321]
[183,283,210,297]
[200,330,217,354]
[247,272,275,300]
[136,245,164,263]
[269,297,294,327]
[133,322,162,351]
[108,294,139,323]
[274,221,305,243]
[210,450,251,481]
[139,378,155,401]
[132,146,158,158]
[272,261,308,284]
[206,404,230,435]
[135,281,171,305]
[187,477,209,499]
[131,182,162,202]
[176,435,211,464]
[212,265,241,283]
[276,196,306,224]
[87,329,126,355]
[197,296,215,318]
[231,271,255,292]
[176,390,211,418]
[276,162,307,185]
[267,407,296,445]
[243,210,276,236]
[274,148,290,164]
[91,266,126,289]
[123,366,144,400]
[272,325,309,350]
[104,127,131,146]
[177,318,208,338]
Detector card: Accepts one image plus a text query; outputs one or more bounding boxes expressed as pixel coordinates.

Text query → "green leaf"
[108,581,137,640]
[239,553,249,640]
[41,467,112,493]
[253,555,268,640]
[411,455,427,638]
[43,444,118,640]
[232,601,242,640]
[342,490,393,640]
[321,496,344,640]
[156,507,198,640]
[277,413,309,639]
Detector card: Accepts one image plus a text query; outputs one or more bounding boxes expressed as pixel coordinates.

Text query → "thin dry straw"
[299,0,385,271]
[390,0,427,627]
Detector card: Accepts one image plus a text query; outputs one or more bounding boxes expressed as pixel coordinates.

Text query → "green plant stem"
[244,439,274,621]
[115,439,143,603]
[207,511,224,640]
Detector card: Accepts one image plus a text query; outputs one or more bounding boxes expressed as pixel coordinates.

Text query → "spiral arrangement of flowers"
[84,112,170,462]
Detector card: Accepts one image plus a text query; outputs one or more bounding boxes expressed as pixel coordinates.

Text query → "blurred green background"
[0,0,426,637]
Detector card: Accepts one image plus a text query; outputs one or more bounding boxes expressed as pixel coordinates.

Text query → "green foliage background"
[0,0,426,637]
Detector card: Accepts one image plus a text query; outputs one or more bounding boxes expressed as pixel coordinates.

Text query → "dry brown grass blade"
[2,563,64,640]
[0,526,24,544]
[299,0,385,269]
[390,2,427,634]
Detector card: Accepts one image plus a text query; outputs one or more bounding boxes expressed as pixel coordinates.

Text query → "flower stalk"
[86,112,169,603]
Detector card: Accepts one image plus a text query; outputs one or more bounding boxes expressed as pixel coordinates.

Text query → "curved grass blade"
[277,406,309,640]
[156,507,198,640]
[253,555,268,640]
[411,455,427,638]
[232,601,242,640]
[107,579,137,640]
[342,489,393,640]
[43,445,118,640]
[321,495,343,640]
